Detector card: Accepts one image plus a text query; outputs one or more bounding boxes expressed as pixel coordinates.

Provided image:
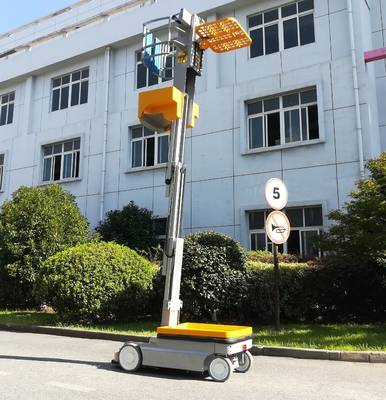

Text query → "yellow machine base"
[156,322,252,339]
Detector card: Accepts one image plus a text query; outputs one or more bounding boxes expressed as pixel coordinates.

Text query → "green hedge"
[245,261,316,323]
[34,242,158,323]
[245,253,386,323]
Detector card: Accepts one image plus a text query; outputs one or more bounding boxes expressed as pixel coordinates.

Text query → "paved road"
[0,331,385,399]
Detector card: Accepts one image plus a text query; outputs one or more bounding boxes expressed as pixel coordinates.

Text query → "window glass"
[299,14,315,45]
[0,106,6,126]
[298,0,314,12]
[60,86,69,109]
[249,14,262,28]
[53,78,61,88]
[132,127,143,139]
[250,232,266,251]
[283,18,298,49]
[249,211,265,229]
[62,75,70,85]
[301,230,318,255]
[81,69,89,79]
[132,141,142,168]
[63,154,72,178]
[7,103,14,124]
[137,64,147,89]
[304,207,323,226]
[158,135,169,164]
[72,71,81,81]
[43,158,52,182]
[80,81,88,104]
[248,101,262,115]
[264,9,278,23]
[64,142,73,152]
[249,117,263,149]
[250,28,264,58]
[264,97,279,112]
[283,93,299,108]
[286,208,303,227]
[285,109,301,143]
[282,4,297,17]
[71,83,80,106]
[265,24,279,55]
[308,104,319,139]
[300,89,317,104]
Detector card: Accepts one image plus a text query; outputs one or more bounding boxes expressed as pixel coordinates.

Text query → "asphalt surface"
[1,330,386,400]
[0,321,385,364]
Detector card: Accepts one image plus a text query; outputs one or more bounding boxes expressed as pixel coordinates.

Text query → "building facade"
[0,0,384,255]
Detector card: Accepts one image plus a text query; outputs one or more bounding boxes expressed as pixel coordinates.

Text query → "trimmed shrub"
[0,184,90,308]
[95,201,160,255]
[34,242,158,323]
[180,231,247,322]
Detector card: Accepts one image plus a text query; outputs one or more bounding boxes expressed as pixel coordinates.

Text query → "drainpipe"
[347,0,365,179]
[100,46,112,221]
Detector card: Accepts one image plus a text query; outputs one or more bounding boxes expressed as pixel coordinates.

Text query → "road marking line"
[47,381,95,393]
[0,371,12,376]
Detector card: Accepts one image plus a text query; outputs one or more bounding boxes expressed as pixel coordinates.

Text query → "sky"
[0,0,75,35]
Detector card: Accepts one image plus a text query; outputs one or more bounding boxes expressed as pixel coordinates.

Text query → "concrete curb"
[1,322,385,363]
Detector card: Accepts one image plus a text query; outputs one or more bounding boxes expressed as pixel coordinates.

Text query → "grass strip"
[1,311,385,351]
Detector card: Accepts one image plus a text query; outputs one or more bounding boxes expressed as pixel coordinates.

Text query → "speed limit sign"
[264,178,288,210]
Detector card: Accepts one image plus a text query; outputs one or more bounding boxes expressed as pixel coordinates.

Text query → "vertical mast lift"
[114,9,253,382]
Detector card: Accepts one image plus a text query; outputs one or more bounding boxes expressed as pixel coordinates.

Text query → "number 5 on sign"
[264,178,288,210]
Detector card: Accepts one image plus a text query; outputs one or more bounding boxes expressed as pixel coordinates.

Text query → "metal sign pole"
[274,243,280,331]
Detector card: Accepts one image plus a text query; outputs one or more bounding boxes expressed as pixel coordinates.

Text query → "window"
[248,206,323,256]
[0,92,15,126]
[51,68,89,112]
[136,50,174,89]
[131,126,169,168]
[247,88,319,149]
[42,139,80,182]
[248,0,315,58]
[0,154,4,190]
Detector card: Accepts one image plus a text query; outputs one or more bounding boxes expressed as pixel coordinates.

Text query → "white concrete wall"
[0,0,382,250]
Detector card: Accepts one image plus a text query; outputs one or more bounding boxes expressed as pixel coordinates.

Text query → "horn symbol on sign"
[271,224,286,234]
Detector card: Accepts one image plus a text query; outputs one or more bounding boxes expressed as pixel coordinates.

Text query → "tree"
[95,200,160,254]
[0,184,90,307]
[316,153,386,262]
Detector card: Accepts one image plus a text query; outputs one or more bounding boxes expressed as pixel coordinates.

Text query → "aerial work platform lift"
[113,9,253,382]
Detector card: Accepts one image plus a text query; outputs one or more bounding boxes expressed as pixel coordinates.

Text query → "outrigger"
[113,8,253,382]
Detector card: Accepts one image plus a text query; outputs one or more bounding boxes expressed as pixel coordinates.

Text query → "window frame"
[0,92,15,126]
[248,205,323,256]
[42,139,81,183]
[51,67,89,112]
[129,125,169,169]
[246,87,319,150]
[248,0,315,59]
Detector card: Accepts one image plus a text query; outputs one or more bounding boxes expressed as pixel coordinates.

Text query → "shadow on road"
[0,354,210,381]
